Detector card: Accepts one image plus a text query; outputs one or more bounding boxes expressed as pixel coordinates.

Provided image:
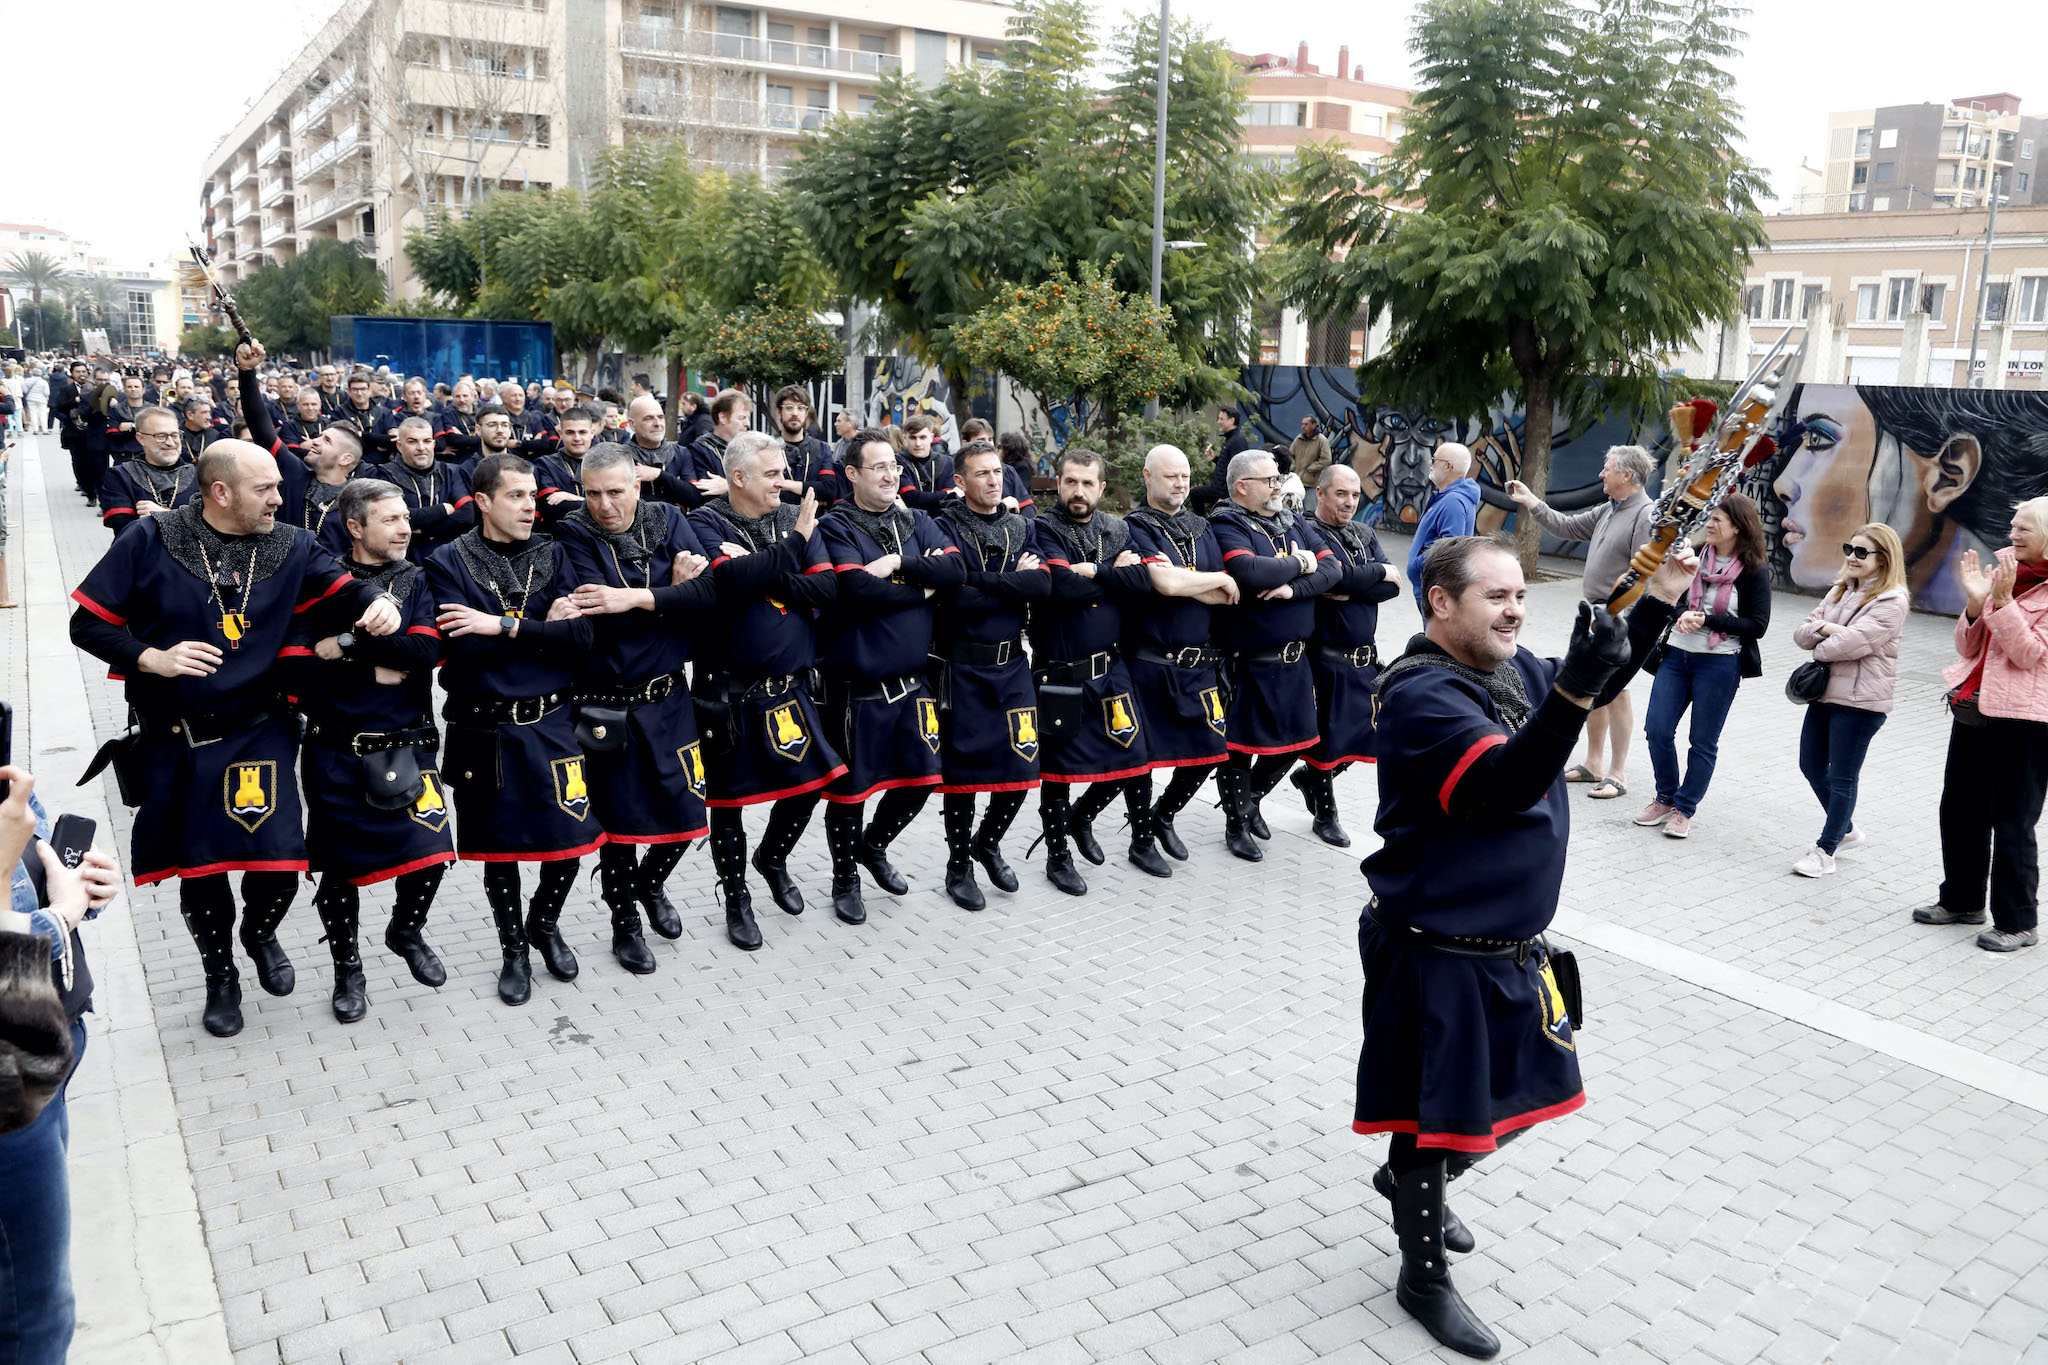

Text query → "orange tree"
[696,285,841,389]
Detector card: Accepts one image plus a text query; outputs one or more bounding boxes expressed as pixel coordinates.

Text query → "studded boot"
[823,802,867,925]
[181,877,243,1037]
[483,866,532,1006]
[1292,765,1351,848]
[383,864,447,987]
[710,809,761,950]
[1123,777,1171,879]
[1391,1160,1499,1358]
[524,862,581,982]
[237,870,299,997]
[313,876,367,1024]
[1215,764,1263,863]
[600,845,656,975]
[942,793,984,911]
[1036,786,1087,896]
[637,842,688,939]
[971,790,1025,893]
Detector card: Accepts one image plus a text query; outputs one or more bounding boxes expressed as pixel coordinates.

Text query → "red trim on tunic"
[1226,736,1317,756]
[1222,548,1252,561]
[293,575,351,614]
[406,625,441,637]
[276,646,317,658]
[936,778,1042,795]
[822,773,944,804]
[1352,1091,1586,1153]
[832,563,866,573]
[349,850,458,886]
[459,834,608,863]
[1439,733,1505,812]
[705,763,848,807]
[101,507,135,521]
[1040,762,1154,784]
[803,562,833,575]
[451,496,474,510]
[602,827,709,845]
[1303,754,1376,770]
[135,858,309,886]
[72,589,126,626]
[1148,752,1227,769]
[1045,557,1071,568]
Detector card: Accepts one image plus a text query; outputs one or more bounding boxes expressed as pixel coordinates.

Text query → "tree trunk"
[665,352,685,442]
[1514,368,1556,575]
[945,362,974,431]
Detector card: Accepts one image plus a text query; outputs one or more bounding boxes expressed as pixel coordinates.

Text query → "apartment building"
[200,0,1012,299]
[1801,93,2048,215]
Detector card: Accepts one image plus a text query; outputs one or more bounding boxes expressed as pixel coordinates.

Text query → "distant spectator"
[1289,414,1332,490]
[24,370,49,434]
[1914,497,2048,951]
[1192,405,1252,512]
[1406,443,1480,614]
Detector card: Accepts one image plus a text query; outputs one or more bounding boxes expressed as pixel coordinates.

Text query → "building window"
[857,34,885,53]
[1357,113,1382,136]
[2020,172,2032,193]
[1848,192,1866,211]
[857,94,879,113]
[1879,128,1898,149]
[1872,196,1890,212]
[2023,138,2037,161]
[2020,276,2048,324]
[639,0,675,22]
[1885,277,1918,321]
[1985,283,2009,322]
[1801,284,1825,318]
[1921,283,1946,320]
[1874,162,1895,184]
[1744,285,1762,320]
[1854,127,1872,157]
[1243,101,1308,127]
[1852,165,1868,186]
[1855,283,1879,322]
[126,290,155,351]
[1769,279,1795,320]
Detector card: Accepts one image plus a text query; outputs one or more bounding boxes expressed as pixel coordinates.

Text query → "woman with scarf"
[1634,493,1772,839]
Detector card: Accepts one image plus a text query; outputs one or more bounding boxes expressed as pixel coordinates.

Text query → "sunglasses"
[1841,543,1876,561]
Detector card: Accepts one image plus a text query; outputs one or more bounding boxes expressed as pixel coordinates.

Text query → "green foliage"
[787,0,1272,414]
[957,260,1190,441]
[1097,413,1214,513]
[236,240,388,356]
[1275,0,1767,565]
[177,324,239,358]
[15,303,76,350]
[4,252,69,350]
[0,329,16,348]
[693,286,841,388]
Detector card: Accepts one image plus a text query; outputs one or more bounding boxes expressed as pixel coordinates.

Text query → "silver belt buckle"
[510,696,546,726]
[879,676,915,705]
[993,640,1012,666]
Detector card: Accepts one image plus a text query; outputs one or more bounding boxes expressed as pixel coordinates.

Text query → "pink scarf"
[1686,545,1744,649]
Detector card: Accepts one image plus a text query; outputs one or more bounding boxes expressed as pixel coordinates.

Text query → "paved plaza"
[8,429,2048,1365]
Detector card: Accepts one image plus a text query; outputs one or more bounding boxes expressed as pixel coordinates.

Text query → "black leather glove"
[1553,599,1632,700]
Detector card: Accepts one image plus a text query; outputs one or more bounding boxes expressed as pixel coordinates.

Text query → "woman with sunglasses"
[1788,525,1909,877]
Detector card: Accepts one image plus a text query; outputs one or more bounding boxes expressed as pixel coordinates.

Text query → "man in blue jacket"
[1407,442,1480,613]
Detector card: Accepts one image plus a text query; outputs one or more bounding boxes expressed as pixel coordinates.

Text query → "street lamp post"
[1145,0,1169,419]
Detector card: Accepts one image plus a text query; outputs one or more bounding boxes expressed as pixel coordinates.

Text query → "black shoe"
[832,877,867,925]
[331,958,367,1024]
[1044,849,1087,896]
[239,926,296,997]
[641,886,685,939]
[725,888,762,951]
[1224,816,1264,863]
[497,949,532,1005]
[945,857,985,911]
[1375,1163,1474,1254]
[1391,1163,1499,1358]
[1154,814,1189,862]
[612,927,657,975]
[858,842,907,896]
[753,849,805,915]
[1246,803,1272,841]
[972,839,1018,893]
[1128,837,1172,879]
[1311,811,1351,847]
[201,973,244,1037]
[1069,814,1105,866]
[1293,768,1351,847]
[525,913,580,982]
[383,924,447,988]
[1290,765,1318,814]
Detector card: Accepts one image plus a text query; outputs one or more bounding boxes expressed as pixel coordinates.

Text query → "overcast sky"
[7,0,2048,268]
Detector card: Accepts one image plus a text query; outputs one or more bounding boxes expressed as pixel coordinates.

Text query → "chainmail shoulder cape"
[1041,506,1129,565]
[1125,503,1209,564]
[120,459,195,507]
[154,500,295,592]
[347,557,422,609]
[452,528,556,611]
[561,499,674,569]
[1315,514,1376,564]
[1207,502,1296,540]
[1374,634,1532,731]
[937,501,1030,569]
[698,495,799,552]
[826,499,915,555]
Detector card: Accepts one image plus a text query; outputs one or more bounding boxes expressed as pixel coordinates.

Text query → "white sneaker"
[1836,828,1866,852]
[1793,846,1837,878]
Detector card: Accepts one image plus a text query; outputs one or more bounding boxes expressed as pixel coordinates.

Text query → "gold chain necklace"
[195,541,260,649]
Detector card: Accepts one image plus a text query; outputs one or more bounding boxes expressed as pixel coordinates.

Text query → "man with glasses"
[179,398,225,465]
[99,407,197,536]
[315,364,343,418]
[1407,442,1480,614]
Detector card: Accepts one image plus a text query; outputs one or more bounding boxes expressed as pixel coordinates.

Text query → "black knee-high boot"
[1245,753,1294,839]
[942,793,984,911]
[823,802,867,924]
[525,860,582,982]
[753,791,816,917]
[860,787,923,893]
[1290,764,1350,847]
[384,864,447,987]
[637,842,687,939]
[1035,784,1086,895]
[482,863,531,1005]
[180,875,243,1037]
[599,843,657,974]
[1151,764,1211,861]
[1377,1133,1476,1254]
[239,870,299,997]
[710,807,761,950]
[1389,1153,1498,1358]
[973,789,1025,892]
[1123,775,1171,878]
[1215,760,1262,862]
[313,875,367,1023]
[1066,780,1119,865]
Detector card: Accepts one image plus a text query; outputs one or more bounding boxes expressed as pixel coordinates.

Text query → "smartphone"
[49,814,96,870]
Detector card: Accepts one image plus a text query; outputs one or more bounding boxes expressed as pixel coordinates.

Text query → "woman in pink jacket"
[1914,496,2048,951]
[1790,524,1910,878]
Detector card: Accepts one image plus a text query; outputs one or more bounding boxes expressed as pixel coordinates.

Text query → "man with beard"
[687,434,839,950]
[426,455,603,1005]
[896,414,955,511]
[658,390,745,510]
[376,416,473,558]
[435,380,482,467]
[236,344,363,559]
[314,364,344,418]
[472,405,520,483]
[555,447,719,972]
[1210,450,1341,860]
[277,480,454,1022]
[501,381,558,461]
[99,406,198,536]
[69,443,403,1036]
[334,370,385,457]
[1027,449,1156,896]
[817,431,966,924]
[178,398,226,465]
[373,378,438,460]
[535,403,662,526]
[267,371,299,428]
[931,441,1051,910]
[1122,444,1243,865]
[1290,464,1400,847]
[169,376,230,439]
[771,385,841,505]
[79,367,117,505]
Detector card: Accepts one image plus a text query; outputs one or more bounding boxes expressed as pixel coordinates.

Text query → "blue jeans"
[1798,702,1887,853]
[1645,649,1742,816]
[0,1018,82,1365]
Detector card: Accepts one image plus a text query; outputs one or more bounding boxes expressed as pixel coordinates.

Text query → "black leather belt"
[1318,643,1379,668]
[1133,645,1219,670]
[304,718,438,755]
[1368,899,1542,963]
[938,637,1024,667]
[1239,640,1308,666]
[841,673,922,704]
[576,669,684,708]
[1037,649,1116,683]
[137,704,284,748]
[443,687,571,728]
[695,671,810,704]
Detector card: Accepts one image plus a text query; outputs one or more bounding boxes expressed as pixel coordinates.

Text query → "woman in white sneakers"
[1788,524,1908,877]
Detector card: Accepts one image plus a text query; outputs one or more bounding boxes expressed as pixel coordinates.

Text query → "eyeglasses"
[139,430,181,441]
[857,462,902,477]
[1841,543,1875,560]
[1241,474,1285,486]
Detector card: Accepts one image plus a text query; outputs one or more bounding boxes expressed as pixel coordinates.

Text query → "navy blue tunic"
[1028,514,1154,783]
[1305,520,1397,769]
[372,459,475,559]
[1210,508,1340,755]
[934,507,1049,793]
[1124,509,1230,769]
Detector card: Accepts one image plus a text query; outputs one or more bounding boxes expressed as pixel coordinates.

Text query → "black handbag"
[1549,948,1584,1030]
[574,704,631,754]
[441,726,501,788]
[1036,681,1085,741]
[359,746,427,811]
[1787,595,1874,705]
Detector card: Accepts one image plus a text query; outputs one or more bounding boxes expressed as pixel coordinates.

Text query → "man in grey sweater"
[1507,444,1657,799]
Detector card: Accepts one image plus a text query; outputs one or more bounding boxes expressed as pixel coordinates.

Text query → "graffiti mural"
[860,357,996,447]
[1747,384,2048,617]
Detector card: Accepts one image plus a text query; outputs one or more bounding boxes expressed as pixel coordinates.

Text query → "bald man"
[1406,442,1480,613]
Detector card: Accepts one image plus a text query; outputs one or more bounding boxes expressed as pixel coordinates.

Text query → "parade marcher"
[435,379,482,467]
[686,434,841,949]
[243,363,362,559]
[99,406,198,536]
[377,416,473,559]
[426,454,605,1004]
[1357,534,1696,1357]
[1292,463,1399,847]
[658,391,745,510]
[314,365,344,418]
[771,385,841,505]
[536,403,663,526]
[178,397,226,465]
[372,378,438,460]
[1210,450,1340,860]
[275,480,455,1022]
[1027,449,1157,896]
[932,441,1051,910]
[278,388,330,460]
[334,369,385,456]
[1122,444,1242,864]
[53,361,91,499]
[265,371,297,429]
[501,382,558,461]
[69,442,403,1036]
[896,414,955,512]
[817,431,965,923]
[105,374,148,461]
[557,447,719,973]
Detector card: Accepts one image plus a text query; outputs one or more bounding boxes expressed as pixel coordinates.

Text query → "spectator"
[1915,497,2048,951]
[0,383,16,445]
[1636,493,1772,838]
[1192,405,1252,512]
[1289,414,1333,491]
[1405,443,1480,614]
[829,408,858,464]
[24,369,49,434]
[1790,523,1909,878]
[1507,444,1658,799]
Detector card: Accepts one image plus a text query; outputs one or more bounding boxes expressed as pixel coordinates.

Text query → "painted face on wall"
[1364,407,1454,527]
[1771,403,1870,590]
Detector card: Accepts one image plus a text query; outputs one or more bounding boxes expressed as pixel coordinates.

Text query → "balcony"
[302,177,372,228]
[291,72,358,138]
[622,92,828,134]
[235,196,259,223]
[258,132,288,166]
[236,226,264,260]
[617,23,901,77]
[262,212,294,244]
[260,174,294,208]
[301,122,363,176]
[234,157,258,187]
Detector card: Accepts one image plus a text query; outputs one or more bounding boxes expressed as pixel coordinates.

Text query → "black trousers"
[1939,715,2048,932]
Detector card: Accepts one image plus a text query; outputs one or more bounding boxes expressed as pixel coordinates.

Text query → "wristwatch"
[334,631,357,657]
